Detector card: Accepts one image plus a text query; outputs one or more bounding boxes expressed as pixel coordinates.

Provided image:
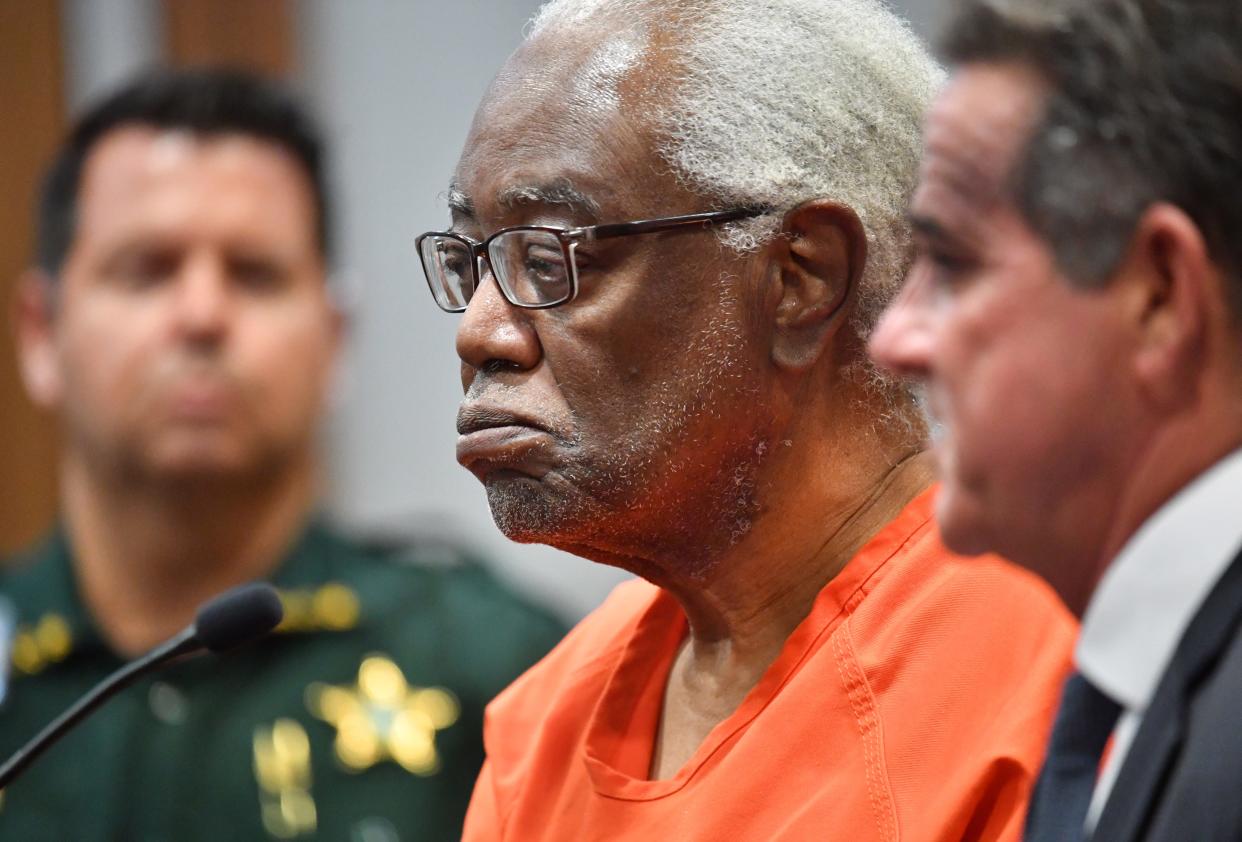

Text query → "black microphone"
[0,582,283,789]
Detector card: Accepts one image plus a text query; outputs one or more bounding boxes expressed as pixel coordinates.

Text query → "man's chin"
[932,484,996,558]
[482,469,616,550]
[138,439,267,484]
[484,475,564,544]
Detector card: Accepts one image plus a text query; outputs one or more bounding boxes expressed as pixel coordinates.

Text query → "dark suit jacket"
[1090,547,1242,841]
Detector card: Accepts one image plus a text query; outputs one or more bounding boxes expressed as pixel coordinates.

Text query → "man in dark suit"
[869,0,1242,839]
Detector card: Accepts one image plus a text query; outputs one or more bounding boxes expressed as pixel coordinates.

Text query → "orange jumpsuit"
[463,488,1076,841]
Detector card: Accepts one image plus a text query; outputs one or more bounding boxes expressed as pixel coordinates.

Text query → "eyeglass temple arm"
[577,207,768,242]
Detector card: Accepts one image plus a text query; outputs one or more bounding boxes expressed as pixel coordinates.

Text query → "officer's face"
[869,63,1138,610]
[23,127,340,483]
[450,32,776,573]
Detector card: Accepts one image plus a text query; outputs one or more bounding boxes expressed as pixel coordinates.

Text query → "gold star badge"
[252,719,317,838]
[306,655,459,775]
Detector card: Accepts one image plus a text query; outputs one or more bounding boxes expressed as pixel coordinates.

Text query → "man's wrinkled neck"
[572,409,933,667]
[671,447,933,651]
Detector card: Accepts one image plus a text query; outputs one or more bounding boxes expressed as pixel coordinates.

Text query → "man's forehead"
[82,128,206,198]
[451,19,676,222]
[82,126,308,202]
[71,126,318,258]
[488,25,650,117]
[461,26,648,167]
[919,62,1047,209]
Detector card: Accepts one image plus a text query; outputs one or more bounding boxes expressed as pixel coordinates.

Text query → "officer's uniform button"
[148,681,188,725]
[352,816,399,842]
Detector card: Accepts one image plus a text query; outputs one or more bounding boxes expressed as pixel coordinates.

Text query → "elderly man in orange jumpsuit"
[417,0,1078,839]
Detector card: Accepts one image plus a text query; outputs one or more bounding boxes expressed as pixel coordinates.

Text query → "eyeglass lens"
[488,230,572,307]
[420,236,475,311]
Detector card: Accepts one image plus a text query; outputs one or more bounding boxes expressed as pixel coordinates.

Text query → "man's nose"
[455,269,542,377]
[868,284,936,380]
[172,254,232,341]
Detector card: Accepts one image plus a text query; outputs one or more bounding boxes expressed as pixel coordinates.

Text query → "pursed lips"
[455,404,562,476]
[161,374,239,421]
[456,404,555,437]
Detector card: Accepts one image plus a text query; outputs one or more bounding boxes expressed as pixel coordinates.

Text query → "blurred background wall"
[0,0,943,621]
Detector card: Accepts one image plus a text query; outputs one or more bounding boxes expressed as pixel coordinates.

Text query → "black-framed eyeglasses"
[416,206,768,312]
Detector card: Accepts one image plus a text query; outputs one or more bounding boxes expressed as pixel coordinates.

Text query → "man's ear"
[768,199,867,371]
[1120,203,1217,405]
[13,269,64,410]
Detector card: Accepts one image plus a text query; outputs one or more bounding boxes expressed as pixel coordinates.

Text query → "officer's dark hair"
[940,0,1242,315]
[36,66,332,277]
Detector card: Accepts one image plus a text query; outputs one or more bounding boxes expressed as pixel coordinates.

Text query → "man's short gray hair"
[530,0,943,354]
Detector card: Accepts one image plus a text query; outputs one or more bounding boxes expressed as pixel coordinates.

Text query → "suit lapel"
[1092,546,1242,842]
[1090,675,1183,841]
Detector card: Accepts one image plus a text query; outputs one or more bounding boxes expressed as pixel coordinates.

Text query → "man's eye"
[231,258,287,292]
[921,249,975,285]
[111,251,179,289]
[524,248,566,283]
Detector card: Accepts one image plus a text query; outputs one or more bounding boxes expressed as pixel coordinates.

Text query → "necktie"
[1024,672,1123,842]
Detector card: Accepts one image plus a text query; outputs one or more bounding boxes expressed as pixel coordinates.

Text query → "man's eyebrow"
[909,209,985,257]
[909,212,952,243]
[496,181,602,220]
[447,183,474,218]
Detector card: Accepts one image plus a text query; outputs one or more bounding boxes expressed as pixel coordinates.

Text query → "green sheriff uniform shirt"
[0,521,566,842]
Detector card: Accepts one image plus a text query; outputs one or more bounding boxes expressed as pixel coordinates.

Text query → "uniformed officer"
[0,68,565,841]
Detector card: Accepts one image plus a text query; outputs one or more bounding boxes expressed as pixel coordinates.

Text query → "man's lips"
[456,404,554,437]
[164,379,237,421]
[455,404,561,477]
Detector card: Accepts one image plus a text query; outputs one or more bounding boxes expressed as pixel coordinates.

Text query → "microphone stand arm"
[0,628,202,790]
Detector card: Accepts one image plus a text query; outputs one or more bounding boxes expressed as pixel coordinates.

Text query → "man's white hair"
[530,0,943,352]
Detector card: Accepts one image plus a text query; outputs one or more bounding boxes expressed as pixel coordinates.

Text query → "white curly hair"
[529,0,943,350]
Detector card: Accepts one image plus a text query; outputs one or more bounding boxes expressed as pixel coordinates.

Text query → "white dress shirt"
[1077,446,1242,832]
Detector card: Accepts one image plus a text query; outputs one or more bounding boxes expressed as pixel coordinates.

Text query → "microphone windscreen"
[194,583,284,652]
